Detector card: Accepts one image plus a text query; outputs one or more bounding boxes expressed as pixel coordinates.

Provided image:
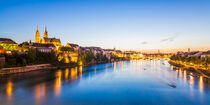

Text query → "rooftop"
[32,43,55,48]
[0,38,17,44]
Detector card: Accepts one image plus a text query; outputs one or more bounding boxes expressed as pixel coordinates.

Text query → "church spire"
[37,24,39,31]
[35,24,40,43]
[43,25,48,38]
[45,26,47,32]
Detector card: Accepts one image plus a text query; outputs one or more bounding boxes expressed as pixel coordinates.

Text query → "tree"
[85,50,94,63]
[28,49,36,64]
[78,54,86,65]
[60,47,74,52]
[202,57,210,70]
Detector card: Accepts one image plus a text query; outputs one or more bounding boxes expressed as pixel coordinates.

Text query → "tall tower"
[188,48,190,53]
[35,25,40,43]
[43,26,48,38]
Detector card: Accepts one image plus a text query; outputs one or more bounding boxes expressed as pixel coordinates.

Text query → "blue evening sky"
[0,0,210,52]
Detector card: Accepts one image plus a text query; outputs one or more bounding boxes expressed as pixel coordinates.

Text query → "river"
[0,59,210,105]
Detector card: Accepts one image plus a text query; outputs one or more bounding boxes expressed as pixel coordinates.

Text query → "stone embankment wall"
[0,64,56,74]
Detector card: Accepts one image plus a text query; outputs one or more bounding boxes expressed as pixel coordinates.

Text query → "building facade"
[0,38,18,54]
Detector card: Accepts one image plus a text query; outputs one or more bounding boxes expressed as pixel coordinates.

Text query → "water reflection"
[179,69,182,79]
[79,66,83,77]
[114,62,116,72]
[70,67,78,81]
[175,70,178,79]
[6,80,13,100]
[174,67,206,96]
[184,70,187,84]
[189,74,194,97]
[54,70,62,96]
[199,76,204,94]
[65,68,69,81]
[189,74,194,87]
[35,83,46,104]
[1,60,210,105]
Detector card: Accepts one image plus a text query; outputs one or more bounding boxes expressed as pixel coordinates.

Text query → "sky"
[0,0,210,53]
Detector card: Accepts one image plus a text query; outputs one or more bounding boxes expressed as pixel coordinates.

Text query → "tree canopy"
[60,47,74,52]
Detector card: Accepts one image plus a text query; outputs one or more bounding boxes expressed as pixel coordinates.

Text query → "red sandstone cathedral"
[35,25,61,48]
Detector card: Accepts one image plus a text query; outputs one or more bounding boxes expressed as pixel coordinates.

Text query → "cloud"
[160,35,178,43]
[141,41,148,44]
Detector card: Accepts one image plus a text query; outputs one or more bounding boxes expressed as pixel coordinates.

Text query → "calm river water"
[0,59,210,105]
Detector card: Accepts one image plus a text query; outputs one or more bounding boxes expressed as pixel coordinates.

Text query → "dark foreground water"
[1,59,210,105]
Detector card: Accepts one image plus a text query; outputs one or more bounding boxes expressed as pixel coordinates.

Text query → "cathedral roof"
[19,42,30,47]
[42,37,61,43]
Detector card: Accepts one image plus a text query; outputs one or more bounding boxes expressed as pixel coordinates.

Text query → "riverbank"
[169,60,210,78]
[0,59,125,75]
[0,64,57,75]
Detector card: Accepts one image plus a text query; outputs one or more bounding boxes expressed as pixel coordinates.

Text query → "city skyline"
[0,1,210,105]
[0,0,210,53]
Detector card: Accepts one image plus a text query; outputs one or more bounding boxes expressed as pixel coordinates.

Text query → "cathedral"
[35,25,61,48]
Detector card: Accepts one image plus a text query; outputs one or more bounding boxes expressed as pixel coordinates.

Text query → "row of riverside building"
[0,25,128,66]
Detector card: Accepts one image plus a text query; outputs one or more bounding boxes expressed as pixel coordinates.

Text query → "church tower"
[35,25,40,43]
[43,26,48,38]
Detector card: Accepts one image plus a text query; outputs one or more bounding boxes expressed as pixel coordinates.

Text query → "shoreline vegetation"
[0,48,126,74]
[169,55,210,78]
